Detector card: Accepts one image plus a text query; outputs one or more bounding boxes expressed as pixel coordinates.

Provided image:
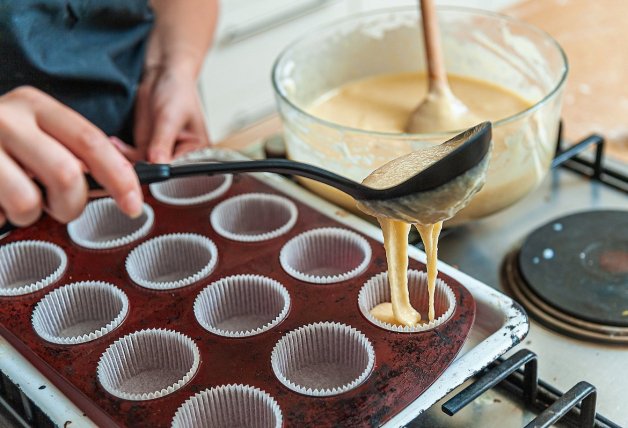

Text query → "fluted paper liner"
[210,193,297,242]
[279,227,371,284]
[67,197,154,250]
[97,329,200,401]
[150,174,232,206]
[32,281,129,345]
[126,233,218,290]
[171,384,282,428]
[194,275,290,338]
[358,270,456,333]
[271,321,375,397]
[0,241,67,296]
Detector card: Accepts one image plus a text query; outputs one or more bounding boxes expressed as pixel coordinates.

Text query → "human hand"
[123,65,210,163]
[0,86,143,228]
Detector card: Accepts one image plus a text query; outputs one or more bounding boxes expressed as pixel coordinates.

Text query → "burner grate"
[442,349,619,428]
[552,123,628,193]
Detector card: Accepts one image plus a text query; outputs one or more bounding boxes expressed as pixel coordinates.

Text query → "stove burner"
[502,210,628,344]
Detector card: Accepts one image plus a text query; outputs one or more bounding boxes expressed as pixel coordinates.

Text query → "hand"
[0,86,144,228]
[125,65,210,163]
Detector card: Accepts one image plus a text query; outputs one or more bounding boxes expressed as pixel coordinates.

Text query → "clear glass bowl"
[272,6,568,224]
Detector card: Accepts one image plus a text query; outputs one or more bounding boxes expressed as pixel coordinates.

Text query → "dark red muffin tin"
[0,174,475,427]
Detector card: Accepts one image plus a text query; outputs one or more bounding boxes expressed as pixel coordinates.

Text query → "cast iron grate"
[441,349,618,428]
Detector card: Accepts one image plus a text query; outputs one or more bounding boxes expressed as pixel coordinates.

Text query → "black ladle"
[0,122,491,236]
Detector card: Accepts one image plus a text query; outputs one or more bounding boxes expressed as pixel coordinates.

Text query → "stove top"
[421,150,627,425]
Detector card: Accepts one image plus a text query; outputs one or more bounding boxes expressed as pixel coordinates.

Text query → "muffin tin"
[0,173,476,427]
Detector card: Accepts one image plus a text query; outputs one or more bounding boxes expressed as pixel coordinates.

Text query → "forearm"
[147,0,218,79]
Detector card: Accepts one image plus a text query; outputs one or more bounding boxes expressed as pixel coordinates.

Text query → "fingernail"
[121,190,143,218]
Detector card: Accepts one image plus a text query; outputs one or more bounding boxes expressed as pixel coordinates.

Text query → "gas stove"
[409,133,627,427]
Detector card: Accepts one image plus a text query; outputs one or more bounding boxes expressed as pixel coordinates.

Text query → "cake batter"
[309,72,526,326]
[308,72,529,134]
[356,135,489,325]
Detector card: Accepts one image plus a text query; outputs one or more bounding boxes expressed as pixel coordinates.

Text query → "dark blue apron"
[0,0,154,143]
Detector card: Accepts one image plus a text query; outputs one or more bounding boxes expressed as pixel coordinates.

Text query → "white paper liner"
[32,281,129,345]
[279,227,372,284]
[358,269,456,333]
[126,233,218,290]
[210,193,298,242]
[271,321,375,397]
[194,275,290,338]
[97,328,200,401]
[171,384,282,428]
[67,198,154,250]
[149,174,232,206]
[0,241,67,296]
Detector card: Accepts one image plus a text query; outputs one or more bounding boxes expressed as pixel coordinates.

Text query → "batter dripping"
[309,72,523,326]
[356,134,490,325]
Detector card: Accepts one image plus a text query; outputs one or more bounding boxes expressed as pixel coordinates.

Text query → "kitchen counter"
[505,0,628,163]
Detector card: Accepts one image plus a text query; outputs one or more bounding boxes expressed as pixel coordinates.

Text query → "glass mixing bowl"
[272,6,568,225]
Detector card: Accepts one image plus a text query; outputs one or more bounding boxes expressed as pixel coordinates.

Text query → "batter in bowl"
[308,72,530,134]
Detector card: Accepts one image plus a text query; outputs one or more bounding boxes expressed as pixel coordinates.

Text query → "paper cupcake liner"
[358,270,456,333]
[210,193,298,242]
[194,275,290,338]
[32,281,129,345]
[171,384,282,428]
[97,328,200,401]
[126,233,218,290]
[271,321,375,397]
[279,227,372,284]
[149,174,232,206]
[0,241,67,296]
[67,198,154,250]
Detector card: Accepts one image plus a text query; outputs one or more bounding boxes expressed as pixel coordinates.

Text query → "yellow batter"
[307,72,527,326]
[355,121,489,325]
[309,72,529,134]
[369,219,443,326]
[314,72,523,326]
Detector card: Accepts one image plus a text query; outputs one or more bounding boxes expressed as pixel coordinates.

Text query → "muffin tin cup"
[67,197,154,250]
[97,329,200,401]
[279,227,372,284]
[194,275,290,338]
[126,233,218,290]
[0,241,67,296]
[210,193,298,242]
[31,281,129,345]
[149,174,233,206]
[358,270,456,333]
[171,384,283,428]
[271,321,375,397]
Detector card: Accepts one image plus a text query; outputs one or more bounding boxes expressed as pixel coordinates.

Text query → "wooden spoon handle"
[420,0,449,92]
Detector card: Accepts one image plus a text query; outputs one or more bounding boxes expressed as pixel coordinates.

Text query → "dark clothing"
[0,0,153,143]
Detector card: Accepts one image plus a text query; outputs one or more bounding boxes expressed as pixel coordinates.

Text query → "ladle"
[0,122,491,235]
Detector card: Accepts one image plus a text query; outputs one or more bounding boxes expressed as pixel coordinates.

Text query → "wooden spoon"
[405,0,479,134]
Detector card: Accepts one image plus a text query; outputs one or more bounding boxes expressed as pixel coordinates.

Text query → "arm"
[127,0,219,163]
[146,0,218,79]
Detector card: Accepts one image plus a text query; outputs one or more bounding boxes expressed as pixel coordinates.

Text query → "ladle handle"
[420,0,449,92]
[0,160,365,236]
